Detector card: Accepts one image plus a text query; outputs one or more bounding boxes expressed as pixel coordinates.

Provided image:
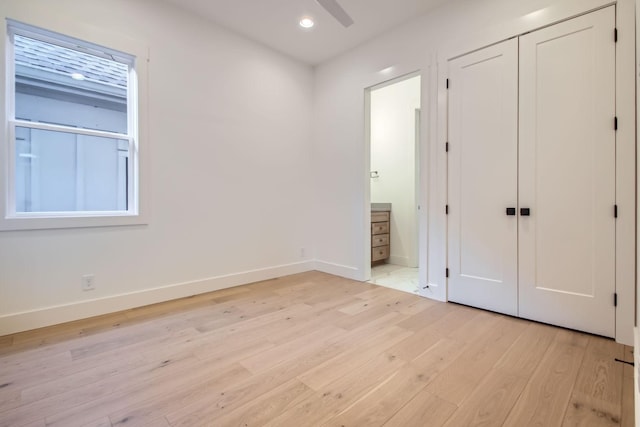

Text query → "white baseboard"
[418,283,446,302]
[388,255,412,267]
[314,260,362,281]
[0,260,315,336]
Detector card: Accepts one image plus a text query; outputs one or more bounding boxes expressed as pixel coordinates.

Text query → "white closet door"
[518,7,616,337]
[447,39,518,316]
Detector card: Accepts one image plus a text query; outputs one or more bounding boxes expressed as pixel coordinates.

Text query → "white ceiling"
[163,0,449,65]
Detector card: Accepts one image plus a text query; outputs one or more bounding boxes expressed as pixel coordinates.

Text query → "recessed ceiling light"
[299,17,315,29]
[70,72,85,81]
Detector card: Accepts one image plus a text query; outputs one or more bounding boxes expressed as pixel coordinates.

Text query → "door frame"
[436,0,635,344]
[364,71,422,282]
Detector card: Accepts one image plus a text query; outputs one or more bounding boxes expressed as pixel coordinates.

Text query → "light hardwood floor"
[0,271,634,426]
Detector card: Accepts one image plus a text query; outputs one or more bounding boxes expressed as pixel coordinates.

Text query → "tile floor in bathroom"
[368,263,419,294]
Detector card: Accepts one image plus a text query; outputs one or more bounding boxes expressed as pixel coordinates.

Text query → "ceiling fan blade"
[316,0,354,28]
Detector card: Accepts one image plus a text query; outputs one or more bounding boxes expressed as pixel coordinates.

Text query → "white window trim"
[0,18,149,231]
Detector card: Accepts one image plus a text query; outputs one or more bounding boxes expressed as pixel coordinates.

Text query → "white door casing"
[447,38,519,316]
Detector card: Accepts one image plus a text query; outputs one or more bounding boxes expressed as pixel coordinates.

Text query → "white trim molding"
[0,261,316,336]
[314,260,362,281]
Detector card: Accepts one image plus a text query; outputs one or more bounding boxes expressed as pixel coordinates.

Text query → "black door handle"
[506,207,516,216]
[520,208,531,216]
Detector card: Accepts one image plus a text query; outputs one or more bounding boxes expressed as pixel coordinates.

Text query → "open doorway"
[366,73,421,294]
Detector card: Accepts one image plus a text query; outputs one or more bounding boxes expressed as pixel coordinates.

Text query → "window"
[1,20,142,230]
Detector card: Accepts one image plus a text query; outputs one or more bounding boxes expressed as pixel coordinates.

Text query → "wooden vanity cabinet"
[371,211,390,264]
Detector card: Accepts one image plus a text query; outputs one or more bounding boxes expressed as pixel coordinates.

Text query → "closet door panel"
[447,39,518,316]
[518,6,616,337]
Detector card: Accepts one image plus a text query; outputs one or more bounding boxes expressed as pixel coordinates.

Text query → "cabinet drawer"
[372,245,389,262]
[372,222,389,235]
[371,211,390,222]
[372,234,389,248]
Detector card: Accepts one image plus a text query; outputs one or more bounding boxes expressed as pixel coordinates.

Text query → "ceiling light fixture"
[70,72,85,81]
[299,17,315,29]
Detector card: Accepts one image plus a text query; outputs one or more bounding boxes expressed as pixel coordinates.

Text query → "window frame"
[0,19,148,231]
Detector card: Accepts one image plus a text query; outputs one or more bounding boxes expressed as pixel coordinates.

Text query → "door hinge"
[445,205,449,215]
[614,204,618,218]
[614,293,618,307]
[446,78,449,89]
[446,142,449,152]
[446,268,450,278]
[614,28,618,42]
[614,117,618,130]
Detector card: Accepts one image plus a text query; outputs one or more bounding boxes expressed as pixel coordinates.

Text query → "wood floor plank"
[260,306,352,346]
[5,312,127,352]
[621,366,635,427]
[262,353,407,427]
[443,369,528,427]
[503,333,587,427]
[423,315,528,405]
[141,418,170,427]
[494,321,557,378]
[106,363,252,427]
[0,335,13,348]
[587,335,624,359]
[383,390,457,427]
[239,325,346,374]
[1,326,203,411]
[575,338,624,404]
[384,328,441,362]
[562,337,624,426]
[0,346,71,376]
[555,328,590,348]
[297,325,413,391]
[82,416,112,427]
[47,362,251,427]
[1,354,203,427]
[211,379,315,427]
[162,322,388,424]
[18,419,46,427]
[562,396,621,426]
[426,305,484,339]
[20,353,148,406]
[331,301,409,331]
[395,298,438,316]
[323,364,433,426]
[193,302,311,339]
[622,345,634,381]
[338,289,425,318]
[409,337,467,379]
[0,351,72,403]
[0,271,633,426]
[396,302,455,332]
[68,317,193,361]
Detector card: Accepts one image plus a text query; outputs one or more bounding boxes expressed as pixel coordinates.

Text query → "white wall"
[370,76,420,267]
[0,0,315,334]
[313,0,635,343]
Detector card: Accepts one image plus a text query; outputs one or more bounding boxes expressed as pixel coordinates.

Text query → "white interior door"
[518,6,616,337]
[447,39,519,316]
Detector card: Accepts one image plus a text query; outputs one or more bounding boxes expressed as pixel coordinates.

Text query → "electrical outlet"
[81,274,95,291]
[300,247,306,258]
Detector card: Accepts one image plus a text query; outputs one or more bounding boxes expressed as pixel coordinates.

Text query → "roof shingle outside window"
[14,35,128,89]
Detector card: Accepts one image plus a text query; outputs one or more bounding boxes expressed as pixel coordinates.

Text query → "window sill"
[0,211,148,231]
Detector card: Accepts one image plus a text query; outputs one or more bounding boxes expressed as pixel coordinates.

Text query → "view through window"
[8,23,136,216]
